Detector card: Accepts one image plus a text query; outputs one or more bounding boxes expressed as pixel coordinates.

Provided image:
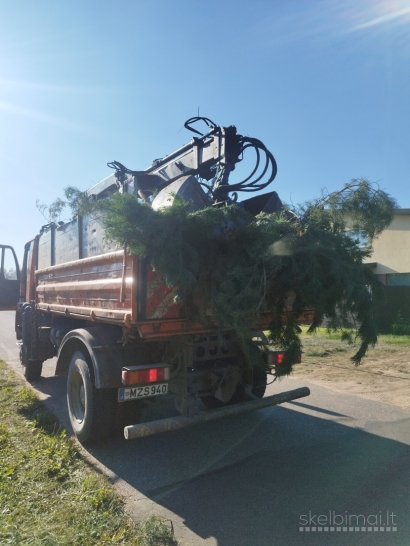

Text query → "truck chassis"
[2,117,313,443]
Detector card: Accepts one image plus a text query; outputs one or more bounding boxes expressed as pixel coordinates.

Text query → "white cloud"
[0,78,119,95]
[350,7,410,32]
[0,100,101,135]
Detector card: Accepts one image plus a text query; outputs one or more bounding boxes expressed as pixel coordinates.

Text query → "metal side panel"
[54,220,79,265]
[82,213,119,258]
[35,250,136,323]
[38,224,55,269]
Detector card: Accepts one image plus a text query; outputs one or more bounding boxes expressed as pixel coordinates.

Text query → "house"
[364,208,410,285]
[364,209,410,331]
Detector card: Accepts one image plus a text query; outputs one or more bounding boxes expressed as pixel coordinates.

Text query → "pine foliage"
[97,178,396,375]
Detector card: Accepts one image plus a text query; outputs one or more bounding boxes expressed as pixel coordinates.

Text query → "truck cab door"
[0,245,20,310]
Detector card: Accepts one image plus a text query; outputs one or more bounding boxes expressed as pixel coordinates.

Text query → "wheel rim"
[70,370,86,423]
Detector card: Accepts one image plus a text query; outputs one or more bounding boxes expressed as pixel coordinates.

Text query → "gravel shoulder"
[290,331,410,408]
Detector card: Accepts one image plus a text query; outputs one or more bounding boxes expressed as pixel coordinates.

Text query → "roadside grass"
[379,334,410,346]
[299,325,410,348]
[0,359,178,546]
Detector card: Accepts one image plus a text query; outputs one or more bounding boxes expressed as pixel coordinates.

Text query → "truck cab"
[0,245,20,310]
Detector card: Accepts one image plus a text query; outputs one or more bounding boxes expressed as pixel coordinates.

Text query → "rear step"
[124,386,310,439]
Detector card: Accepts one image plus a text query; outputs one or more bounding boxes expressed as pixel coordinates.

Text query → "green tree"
[37,178,395,374]
[36,186,93,222]
[97,178,396,374]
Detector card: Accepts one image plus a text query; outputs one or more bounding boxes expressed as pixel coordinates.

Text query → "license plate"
[118,383,168,402]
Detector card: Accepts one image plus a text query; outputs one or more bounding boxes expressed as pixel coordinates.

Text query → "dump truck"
[0,117,312,443]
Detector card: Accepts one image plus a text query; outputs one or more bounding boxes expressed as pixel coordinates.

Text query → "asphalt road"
[1,310,410,546]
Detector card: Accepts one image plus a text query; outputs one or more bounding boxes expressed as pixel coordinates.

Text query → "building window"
[386,273,410,287]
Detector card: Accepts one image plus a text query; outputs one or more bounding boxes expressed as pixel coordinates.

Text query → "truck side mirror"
[0,245,20,310]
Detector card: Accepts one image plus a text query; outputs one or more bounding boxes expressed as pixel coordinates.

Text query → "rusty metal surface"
[36,249,125,273]
[36,251,135,322]
[124,387,310,439]
[34,246,314,337]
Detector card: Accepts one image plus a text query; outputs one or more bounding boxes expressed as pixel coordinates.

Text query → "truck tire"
[251,366,267,399]
[24,360,43,381]
[67,350,114,443]
[20,344,43,381]
[20,304,43,381]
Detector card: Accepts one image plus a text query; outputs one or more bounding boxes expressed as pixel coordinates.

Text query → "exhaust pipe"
[124,386,310,440]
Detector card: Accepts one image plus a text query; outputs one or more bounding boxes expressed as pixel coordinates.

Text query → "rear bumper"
[124,386,310,439]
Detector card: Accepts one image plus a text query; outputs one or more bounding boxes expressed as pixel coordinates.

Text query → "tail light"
[268,351,302,366]
[122,364,170,385]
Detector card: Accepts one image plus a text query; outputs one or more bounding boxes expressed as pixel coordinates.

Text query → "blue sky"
[1,0,410,259]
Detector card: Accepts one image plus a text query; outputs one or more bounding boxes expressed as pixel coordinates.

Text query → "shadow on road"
[82,404,410,546]
[1,305,409,546]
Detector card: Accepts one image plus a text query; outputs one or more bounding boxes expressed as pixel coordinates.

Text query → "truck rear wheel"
[252,366,267,399]
[67,350,114,443]
[24,360,43,381]
[20,344,43,381]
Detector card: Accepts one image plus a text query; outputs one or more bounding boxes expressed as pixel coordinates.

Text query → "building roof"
[394,209,410,215]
